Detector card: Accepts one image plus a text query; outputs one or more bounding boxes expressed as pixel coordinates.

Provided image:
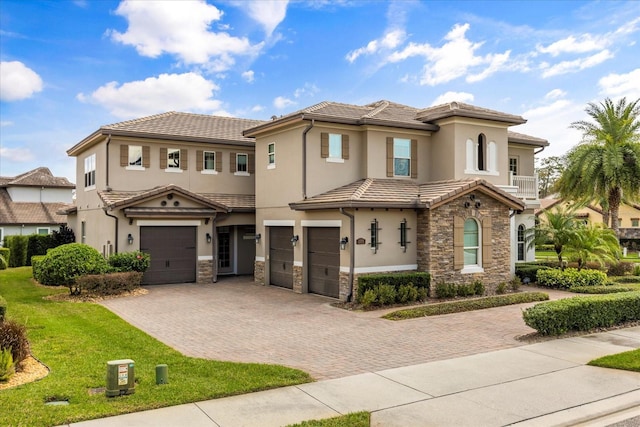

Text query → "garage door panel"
[269,226,293,289]
[308,227,340,298]
[141,226,196,285]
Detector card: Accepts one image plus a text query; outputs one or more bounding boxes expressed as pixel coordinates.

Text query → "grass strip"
[589,349,640,372]
[383,292,549,320]
[0,267,312,427]
[569,285,637,294]
[287,412,370,427]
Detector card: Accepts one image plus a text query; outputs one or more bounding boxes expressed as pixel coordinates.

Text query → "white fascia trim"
[294,261,303,267]
[255,256,265,262]
[198,255,213,261]
[264,220,295,226]
[301,220,342,227]
[348,264,418,274]
[137,220,202,226]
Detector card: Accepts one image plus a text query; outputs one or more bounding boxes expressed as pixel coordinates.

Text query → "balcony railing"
[510,172,538,200]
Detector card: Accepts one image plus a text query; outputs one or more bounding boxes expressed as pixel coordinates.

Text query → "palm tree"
[557,97,640,239]
[526,205,578,269]
[566,223,621,270]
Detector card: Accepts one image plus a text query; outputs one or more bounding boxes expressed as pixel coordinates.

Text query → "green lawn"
[0,267,312,427]
[589,349,640,372]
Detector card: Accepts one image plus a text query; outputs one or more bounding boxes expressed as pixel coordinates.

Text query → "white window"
[394,138,411,177]
[204,151,216,171]
[465,137,497,175]
[84,154,96,189]
[129,145,142,166]
[37,227,50,235]
[236,153,248,173]
[464,218,480,266]
[268,143,275,168]
[167,148,180,169]
[81,221,86,244]
[517,224,526,261]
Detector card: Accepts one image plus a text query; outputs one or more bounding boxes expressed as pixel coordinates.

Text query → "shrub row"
[522,291,640,335]
[384,292,550,320]
[606,262,636,277]
[569,285,636,294]
[107,251,150,272]
[357,273,430,301]
[360,284,428,309]
[34,243,110,292]
[75,272,143,295]
[0,319,30,371]
[536,268,608,289]
[434,281,485,298]
[5,235,28,268]
[610,276,640,284]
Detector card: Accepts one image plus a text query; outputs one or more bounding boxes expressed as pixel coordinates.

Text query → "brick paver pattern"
[101,278,566,380]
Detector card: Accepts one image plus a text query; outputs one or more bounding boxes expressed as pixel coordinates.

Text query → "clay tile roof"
[290,178,524,211]
[415,101,526,125]
[0,189,70,225]
[0,167,75,188]
[508,131,549,147]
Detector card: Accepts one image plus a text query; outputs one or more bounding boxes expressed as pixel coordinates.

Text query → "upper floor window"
[161,148,186,172]
[321,133,349,162]
[509,157,518,175]
[268,143,275,168]
[84,154,96,189]
[465,136,497,175]
[632,218,639,227]
[129,146,142,166]
[231,152,254,175]
[236,153,248,173]
[120,145,149,169]
[393,138,411,177]
[477,134,486,171]
[196,150,220,174]
[204,151,216,170]
[168,148,180,169]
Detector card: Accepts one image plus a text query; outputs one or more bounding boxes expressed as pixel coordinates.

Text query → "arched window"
[464,218,480,266]
[517,224,526,261]
[477,134,486,171]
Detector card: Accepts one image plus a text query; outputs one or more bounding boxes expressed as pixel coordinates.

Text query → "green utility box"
[156,364,168,385]
[106,359,135,397]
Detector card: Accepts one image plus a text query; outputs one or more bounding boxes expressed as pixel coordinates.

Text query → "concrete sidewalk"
[63,326,640,427]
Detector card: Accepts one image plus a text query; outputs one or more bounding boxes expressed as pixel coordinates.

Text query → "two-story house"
[0,167,74,243]
[244,101,547,299]
[65,112,264,284]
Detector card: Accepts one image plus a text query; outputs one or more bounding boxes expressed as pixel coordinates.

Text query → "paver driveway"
[101,277,553,380]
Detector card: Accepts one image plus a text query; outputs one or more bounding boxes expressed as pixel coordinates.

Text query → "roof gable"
[0,167,75,188]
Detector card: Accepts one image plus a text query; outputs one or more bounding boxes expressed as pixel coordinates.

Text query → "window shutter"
[120,145,128,167]
[142,146,150,168]
[180,149,188,170]
[216,151,222,172]
[248,153,255,174]
[482,217,493,266]
[342,134,349,160]
[196,150,203,171]
[321,133,329,158]
[411,139,418,179]
[230,152,237,172]
[454,216,464,269]
[386,137,394,177]
[160,148,167,169]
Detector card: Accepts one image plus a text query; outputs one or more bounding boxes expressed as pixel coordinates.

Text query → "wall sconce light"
[340,236,349,250]
[127,233,134,245]
[255,233,261,243]
[290,235,299,247]
[206,233,212,244]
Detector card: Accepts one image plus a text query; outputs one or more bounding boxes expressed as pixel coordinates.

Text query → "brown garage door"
[140,226,197,285]
[269,226,293,289]
[308,227,340,298]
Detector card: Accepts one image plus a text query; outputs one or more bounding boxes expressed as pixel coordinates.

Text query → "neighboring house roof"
[289,178,525,211]
[0,189,70,225]
[98,184,255,213]
[244,100,547,147]
[68,112,267,155]
[0,167,75,188]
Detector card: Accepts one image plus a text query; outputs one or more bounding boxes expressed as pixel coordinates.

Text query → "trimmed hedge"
[5,235,28,268]
[31,255,46,283]
[611,276,640,284]
[569,285,636,294]
[536,268,608,289]
[108,251,150,272]
[522,291,640,335]
[36,243,109,292]
[434,281,485,298]
[384,292,550,320]
[26,234,57,266]
[0,295,6,322]
[76,272,143,295]
[357,272,430,301]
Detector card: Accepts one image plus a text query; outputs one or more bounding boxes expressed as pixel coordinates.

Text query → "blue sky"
[1,0,639,183]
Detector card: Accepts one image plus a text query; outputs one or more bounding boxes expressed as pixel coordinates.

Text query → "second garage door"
[269,226,293,289]
[140,226,197,285]
[307,227,340,298]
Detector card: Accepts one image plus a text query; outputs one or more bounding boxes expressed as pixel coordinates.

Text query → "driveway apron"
[101,278,554,380]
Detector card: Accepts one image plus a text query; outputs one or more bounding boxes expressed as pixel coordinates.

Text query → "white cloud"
[0,61,43,101]
[109,0,260,69]
[387,23,510,86]
[545,89,567,100]
[598,68,640,99]
[431,91,474,106]
[242,0,288,36]
[0,146,34,162]
[251,105,264,112]
[346,29,406,63]
[0,121,13,127]
[273,96,296,109]
[293,83,319,98]
[541,49,613,78]
[77,72,223,119]
[537,34,608,57]
[242,70,255,83]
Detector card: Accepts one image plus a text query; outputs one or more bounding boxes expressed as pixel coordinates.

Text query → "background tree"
[536,156,564,199]
[557,97,640,239]
[526,206,578,269]
[565,223,620,270]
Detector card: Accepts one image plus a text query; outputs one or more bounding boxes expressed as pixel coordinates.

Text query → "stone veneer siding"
[254,260,265,284]
[197,259,213,284]
[293,265,303,293]
[418,191,512,295]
